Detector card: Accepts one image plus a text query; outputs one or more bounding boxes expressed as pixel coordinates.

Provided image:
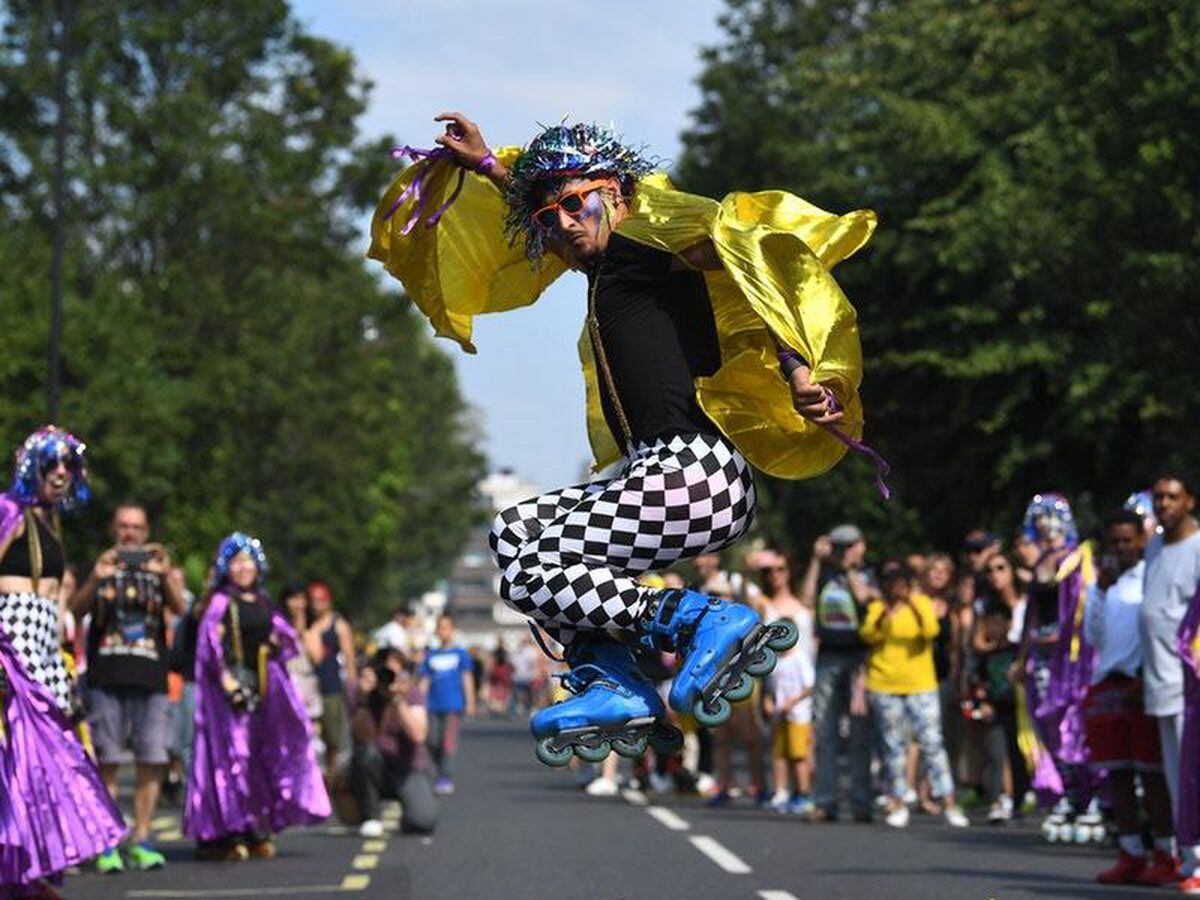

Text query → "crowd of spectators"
[558,473,1200,892]
[14,460,1200,895]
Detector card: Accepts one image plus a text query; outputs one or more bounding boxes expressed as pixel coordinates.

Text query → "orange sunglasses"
[531,179,613,230]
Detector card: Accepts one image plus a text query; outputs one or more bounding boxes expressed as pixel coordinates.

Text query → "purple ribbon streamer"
[382,146,467,235]
[821,386,892,499]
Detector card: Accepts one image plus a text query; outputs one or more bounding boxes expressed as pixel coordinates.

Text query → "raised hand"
[433,111,491,170]
[788,365,844,426]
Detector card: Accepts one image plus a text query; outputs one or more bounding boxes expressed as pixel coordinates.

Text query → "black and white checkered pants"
[489,432,756,646]
[0,591,73,714]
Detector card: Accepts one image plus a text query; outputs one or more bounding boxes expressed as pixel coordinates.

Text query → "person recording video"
[70,502,186,872]
[350,647,438,838]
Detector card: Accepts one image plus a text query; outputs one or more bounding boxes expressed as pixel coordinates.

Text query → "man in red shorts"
[1083,508,1178,885]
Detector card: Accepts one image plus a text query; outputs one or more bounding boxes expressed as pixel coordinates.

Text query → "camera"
[118,547,152,568]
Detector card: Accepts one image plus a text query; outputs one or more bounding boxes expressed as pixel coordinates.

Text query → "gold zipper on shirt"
[587,269,633,449]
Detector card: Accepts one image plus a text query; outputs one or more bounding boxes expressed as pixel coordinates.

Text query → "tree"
[679,0,1200,560]
[0,0,486,619]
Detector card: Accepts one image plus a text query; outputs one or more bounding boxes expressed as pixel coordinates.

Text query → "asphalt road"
[68,719,1135,900]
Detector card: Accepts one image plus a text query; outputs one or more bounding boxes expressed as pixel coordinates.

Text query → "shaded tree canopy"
[678,0,1199,558]
[0,0,486,618]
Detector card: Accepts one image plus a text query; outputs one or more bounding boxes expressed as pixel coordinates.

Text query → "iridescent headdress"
[504,121,656,261]
[1022,492,1078,546]
[9,425,90,510]
[212,531,268,588]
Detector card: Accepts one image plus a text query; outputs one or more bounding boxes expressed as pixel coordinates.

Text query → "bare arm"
[70,547,118,616]
[336,618,358,685]
[395,696,428,744]
[301,626,324,666]
[433,111,508,191]
[462,669,477,717]
[798,536,831,608]
[846,569,877,606]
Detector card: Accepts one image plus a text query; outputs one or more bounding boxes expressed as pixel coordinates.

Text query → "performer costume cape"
[0,626,126,886]
[368,147,876,478]
[1177,584,1200,846]
[1049,543,1095,766]
[183,590,330,840]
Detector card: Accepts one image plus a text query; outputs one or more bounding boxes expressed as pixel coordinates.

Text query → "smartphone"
[118,547,152,568]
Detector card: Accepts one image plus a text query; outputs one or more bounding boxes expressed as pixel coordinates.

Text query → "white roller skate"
[1071,798,1107,844]
[1041,797,1074,843]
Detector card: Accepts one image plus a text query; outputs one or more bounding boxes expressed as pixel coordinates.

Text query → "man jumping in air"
[369,112,877,765]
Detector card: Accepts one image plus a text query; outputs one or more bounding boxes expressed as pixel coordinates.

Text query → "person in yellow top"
[370,112,876,767]
[861,561,968,829]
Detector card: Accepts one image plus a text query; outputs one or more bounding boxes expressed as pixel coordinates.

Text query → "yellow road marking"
[361,839,387,852]
[156,829,183,842]
[340,875,371,890]
[351,853,378,870]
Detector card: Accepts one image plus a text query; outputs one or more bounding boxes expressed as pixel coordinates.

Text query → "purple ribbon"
[822,387,892,499]
[382,146,467,235]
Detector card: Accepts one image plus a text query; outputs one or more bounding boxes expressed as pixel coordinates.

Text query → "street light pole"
[48,0,73,422]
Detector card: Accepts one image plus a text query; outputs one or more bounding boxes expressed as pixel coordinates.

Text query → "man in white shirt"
[373,605,411,652]
[1083,509,1174,885]
[1139,473,1200,883]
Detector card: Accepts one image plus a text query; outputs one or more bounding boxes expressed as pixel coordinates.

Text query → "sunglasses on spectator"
[760,566,788,574]
[986,562,1010,573]
[532,179,612,230]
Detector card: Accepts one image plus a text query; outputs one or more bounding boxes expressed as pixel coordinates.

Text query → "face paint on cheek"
[577,190,607,237]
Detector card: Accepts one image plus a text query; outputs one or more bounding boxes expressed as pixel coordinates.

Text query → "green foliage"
[680,0,1199,560]
[0,1,486,620]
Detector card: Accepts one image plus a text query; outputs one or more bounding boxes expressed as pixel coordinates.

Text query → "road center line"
[758,891,801,900]
[688,834,752,874]
[645,805,690,831]
[621,788,648,806]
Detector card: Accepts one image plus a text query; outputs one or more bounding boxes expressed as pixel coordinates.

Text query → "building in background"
[445,469,543,648]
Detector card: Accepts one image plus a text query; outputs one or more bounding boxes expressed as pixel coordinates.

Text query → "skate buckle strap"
[557,664,617,696]
[640,589,685,653]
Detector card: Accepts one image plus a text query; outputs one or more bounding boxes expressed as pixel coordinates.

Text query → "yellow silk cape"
[368,146,876,479]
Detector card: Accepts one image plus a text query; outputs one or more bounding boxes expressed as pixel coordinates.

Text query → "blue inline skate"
[638,589,798,727]
[531,636,684,768]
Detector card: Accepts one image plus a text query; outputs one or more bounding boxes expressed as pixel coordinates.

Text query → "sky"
[290,0,729,491]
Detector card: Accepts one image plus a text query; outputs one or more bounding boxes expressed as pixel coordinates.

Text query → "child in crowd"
[764,618,815,814]
[418,614,476,795]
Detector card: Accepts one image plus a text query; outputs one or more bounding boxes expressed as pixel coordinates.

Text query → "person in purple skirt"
[0,426,126,898]
[183,532,330,861]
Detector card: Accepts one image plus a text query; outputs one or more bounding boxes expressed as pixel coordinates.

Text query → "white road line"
[688,835,752,874]
[645,805,690,831]
[621,788,648,806]
[758,891,801,900]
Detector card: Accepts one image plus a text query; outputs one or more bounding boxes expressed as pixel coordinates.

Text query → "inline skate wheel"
[612,736,648,759]
[574,741,611,763]
[745,646,777,678]
[693,695,731,727]
[765,619,799,652]
[535,738,573,768]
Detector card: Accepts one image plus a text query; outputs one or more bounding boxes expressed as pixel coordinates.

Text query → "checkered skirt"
[490,432,756,645]
[0,591,73,714]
